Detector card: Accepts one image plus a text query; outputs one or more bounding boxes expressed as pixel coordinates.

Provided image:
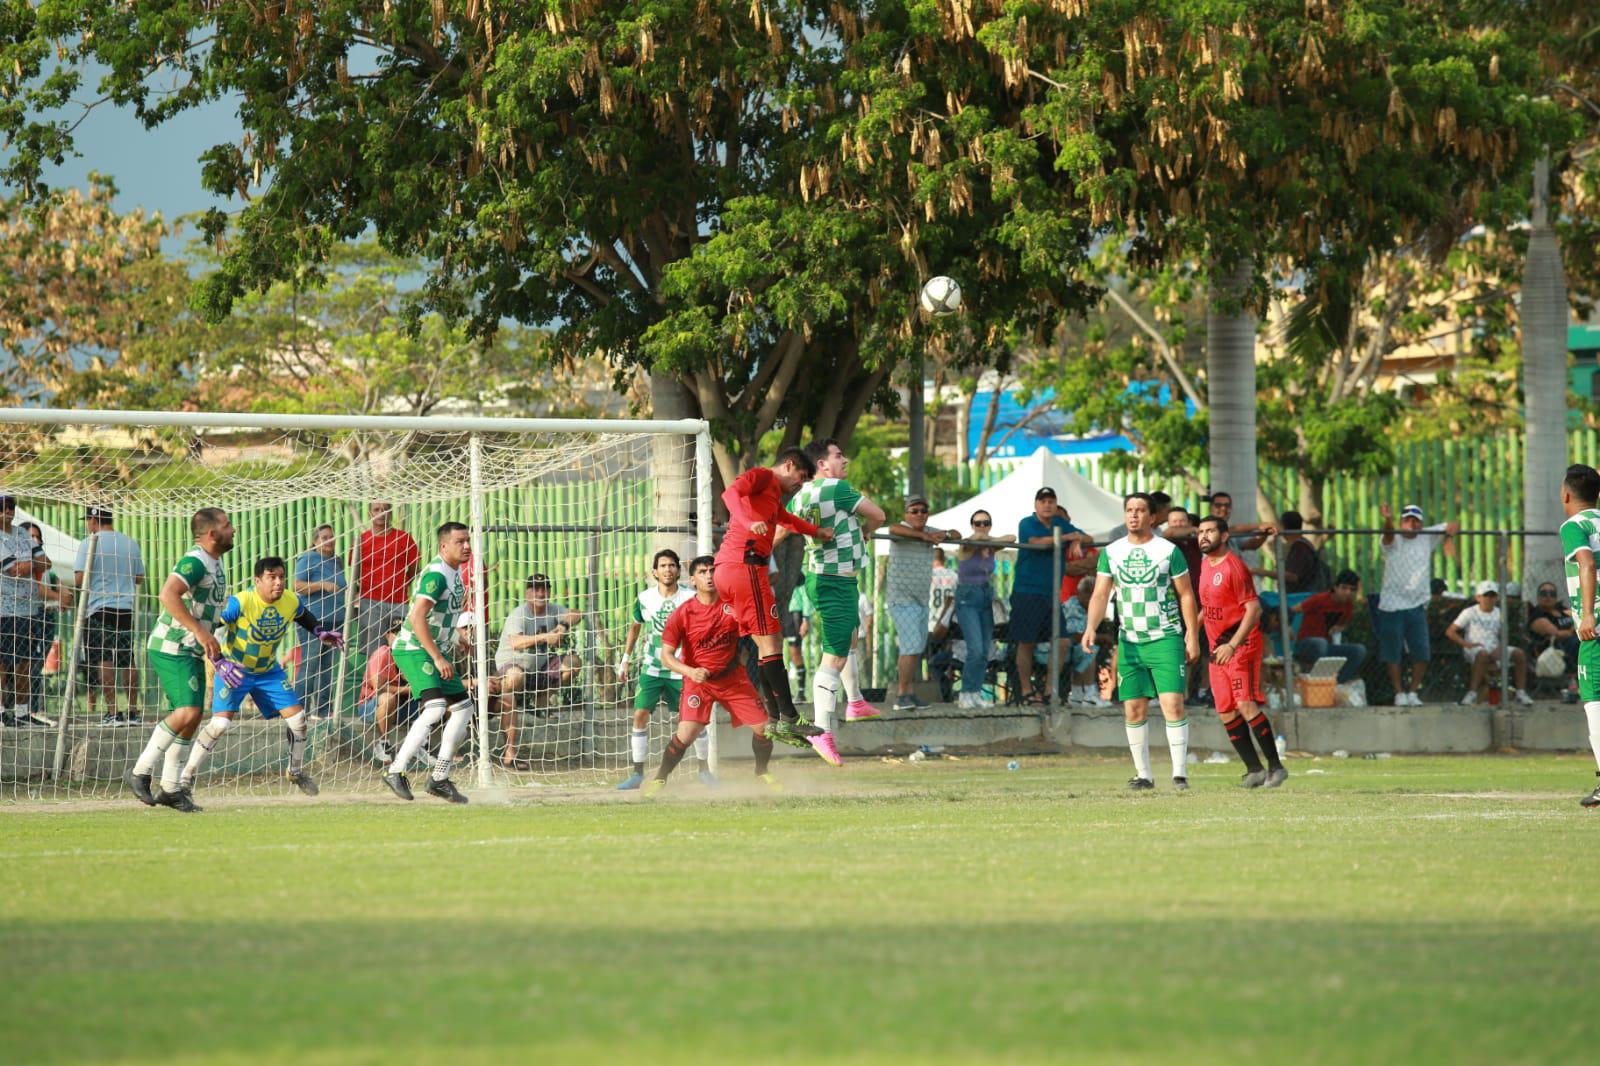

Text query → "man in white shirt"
[1376,503,1459,706]
[1446,580,1533,706]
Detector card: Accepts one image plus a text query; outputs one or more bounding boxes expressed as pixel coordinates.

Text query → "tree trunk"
[1207,256,1259,525]
[649,369,701,558]
[1521,156,1569,596]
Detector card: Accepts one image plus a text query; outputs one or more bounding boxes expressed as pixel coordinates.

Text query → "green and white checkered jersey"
[631,585,695,678]
[1561,509,1600,617]
[145,548,228,658]
[1097,535,1188,644]
[393,558,466,654]
[790,477,866,576]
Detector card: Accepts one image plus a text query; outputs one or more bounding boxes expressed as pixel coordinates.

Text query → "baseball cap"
[1400,504,1425,521]
[0,494,14,511]
[457,610,477,629]
[1475,580,1499,597]
[526,573,551,589]
[85,506,112,522]
[906,494,929,508]
[1034,487,1057,500]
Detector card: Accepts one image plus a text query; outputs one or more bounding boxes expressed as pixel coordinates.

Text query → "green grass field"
[4,754,1598,1065]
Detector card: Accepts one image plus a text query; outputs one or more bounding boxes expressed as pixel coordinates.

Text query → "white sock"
[1125,721,1151,781]
[391,698,448,775]
[630,728,650,767]
[181,715,233,788]
[432,702,473,782]
[161,738,191,793]
[1167,717,1190,779]
[133,723,179,776]
[812,665,842,733]
[841,653,865,703]
[15,701,27,716]
[1586,702,1600,772]
[284,711,308,773]
[692,732,710,763]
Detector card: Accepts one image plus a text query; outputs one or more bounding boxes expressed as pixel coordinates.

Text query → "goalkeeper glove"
[315,627,346,651]
[212,657,246,689]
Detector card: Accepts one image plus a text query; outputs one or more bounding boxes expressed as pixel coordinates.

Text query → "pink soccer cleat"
[808,731,844,767]
[844,699,881,721]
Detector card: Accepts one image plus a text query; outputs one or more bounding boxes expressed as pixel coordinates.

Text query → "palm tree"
[1206,257,1259,524]
[1521,157,1570,594]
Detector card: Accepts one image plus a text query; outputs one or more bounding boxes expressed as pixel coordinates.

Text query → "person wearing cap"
[292,524,347,718]
[350,501,421,658]
[1377,503,1460,706]
[0,493,52,727]
[1009,487,1090,706]
[885,495,959,711]
[493,573,582,733]
[74,507,147,726]
[1446,581,1533,706]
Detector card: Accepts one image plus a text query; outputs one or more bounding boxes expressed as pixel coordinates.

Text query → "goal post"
[0,407,712,801]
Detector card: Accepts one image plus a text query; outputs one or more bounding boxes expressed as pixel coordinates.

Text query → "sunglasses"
[972,520,992,527]
[908,508,929,515]
[1538,589,1558,597]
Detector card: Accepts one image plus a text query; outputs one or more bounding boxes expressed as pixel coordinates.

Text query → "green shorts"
[393,647,469,702]
[149,649,207,712]
[1116,634,1187,701]
[633,672,683,713]
[805,572,860,658]
[1580,640,1600,703]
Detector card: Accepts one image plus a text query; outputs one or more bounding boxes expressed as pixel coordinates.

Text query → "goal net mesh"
[0,415,706,801]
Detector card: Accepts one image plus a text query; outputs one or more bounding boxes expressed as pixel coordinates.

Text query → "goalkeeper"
[178,556,345,798]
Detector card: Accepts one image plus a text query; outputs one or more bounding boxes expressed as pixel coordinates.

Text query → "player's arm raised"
[407,589,454,681]
[722,467,769,536]
[1173,571,1201,663]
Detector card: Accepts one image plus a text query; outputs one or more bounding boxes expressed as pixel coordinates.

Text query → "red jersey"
[661,595,742,675]
[1197,550,1257,645]
[1296,591,1354,641]
[715,467,821,564]
[353,528,421,604]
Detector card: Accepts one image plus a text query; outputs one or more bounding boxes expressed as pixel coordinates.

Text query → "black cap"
[1034,487,1056,500]
[85,506,112,522]
[526,573,552,589]
[0,494,14,511]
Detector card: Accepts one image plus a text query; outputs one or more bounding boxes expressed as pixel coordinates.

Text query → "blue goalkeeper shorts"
[213,664,301,718]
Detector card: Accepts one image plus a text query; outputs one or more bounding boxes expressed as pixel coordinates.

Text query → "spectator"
[1276,510,1332,593]
[1291,569,1369,683]
[1061,579,1107,705]
[21,522,68,719]
[929,547,958,640]
[0,493,51,727]
[1162,505,1204,579]
[351,501,421,657]
[1377,503,1460,706]
[1527,581,1580,676]
[885,495,958,711]
[1206,490,1272,551]
[494,574,582,713]
[1446,581,1533,706]
[954,509,1014,708]
[1010,487,1090,706]
[359,620,413,767]
[293,524,347,718]
[71,508,146,726]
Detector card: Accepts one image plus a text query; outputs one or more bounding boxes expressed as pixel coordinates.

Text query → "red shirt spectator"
[360,641,402,702]
[353,524,420,603]
[1295,590,1355,641]
[1060,545,1099,601]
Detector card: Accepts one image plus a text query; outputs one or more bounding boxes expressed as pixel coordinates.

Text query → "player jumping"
[615,549,706,789]
[714,447,833,747]
[1195,516,1286,788]
[177,556,345,798]
[1082,493,1201,791]
[383,522,473,804]
[1558,463,1600,810]
[127,507,235,813]
[787,437,887,766]
[644,556,781,796]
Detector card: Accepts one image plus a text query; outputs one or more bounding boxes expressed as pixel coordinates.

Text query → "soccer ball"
[919,275,962,317]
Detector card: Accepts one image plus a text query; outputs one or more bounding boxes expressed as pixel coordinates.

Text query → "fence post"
[1048,529,1061,725]
[51,532,97,780]
[1274,532,1297,713]
[694,428,719,775]
[469,434,493,790]
[1498,533,1511,704]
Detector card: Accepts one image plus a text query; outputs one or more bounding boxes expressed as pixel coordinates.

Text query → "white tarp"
[901,447,1127,547]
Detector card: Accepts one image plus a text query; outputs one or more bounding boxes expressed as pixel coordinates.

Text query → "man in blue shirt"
[75,507,147,726]
[293,524,348,717]
[1010,487,1090,705]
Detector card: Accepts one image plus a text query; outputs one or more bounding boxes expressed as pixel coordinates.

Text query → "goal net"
[0,409,711,801]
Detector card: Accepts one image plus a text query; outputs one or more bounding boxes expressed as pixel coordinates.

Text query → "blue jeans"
[955,584,994,694]
[296,637,342,717]
[1293,637,1368,683]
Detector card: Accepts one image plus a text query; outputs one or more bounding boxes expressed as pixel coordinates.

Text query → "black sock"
[752,732,773,775]
[759,656,799,722]
[655,736,689,781]
[1247,713,1282,770]
[1225,716,1263,772]
[632,761,644,775]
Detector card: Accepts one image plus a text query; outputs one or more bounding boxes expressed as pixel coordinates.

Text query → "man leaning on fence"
[294,524,347,718]
[885,495,958,711]
[75,507,146,726]
[1010,487,1090,706]
[1377,503,1459,706]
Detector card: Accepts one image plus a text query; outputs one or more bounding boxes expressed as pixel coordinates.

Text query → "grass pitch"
[3,753,1597,1065]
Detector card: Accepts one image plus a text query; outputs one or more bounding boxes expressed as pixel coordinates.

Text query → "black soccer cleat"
[1581,785,1600,810]
[152,786,202,813]
[383,772,414,801]
[286,770,320,796]
[1127,777,1155,791]
[1265,767,1289,789]
[788,717,825,738]
[127,770,156,806]
[1239,769,1268,789]
[1172,776,1190,792]
[765,720,810,748]
[424,777,469,805]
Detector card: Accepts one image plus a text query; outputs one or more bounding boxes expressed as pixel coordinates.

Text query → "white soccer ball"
[919,275,962,317]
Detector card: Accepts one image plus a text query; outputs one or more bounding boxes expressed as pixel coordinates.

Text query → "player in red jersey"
[714,447,833,744]
[644,556,783,796]
[1196,515,1287,788]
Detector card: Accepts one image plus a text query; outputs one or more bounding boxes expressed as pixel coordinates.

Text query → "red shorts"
[1208,637,1264,715]
[679,671,768,729]
[713,562,781,637]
